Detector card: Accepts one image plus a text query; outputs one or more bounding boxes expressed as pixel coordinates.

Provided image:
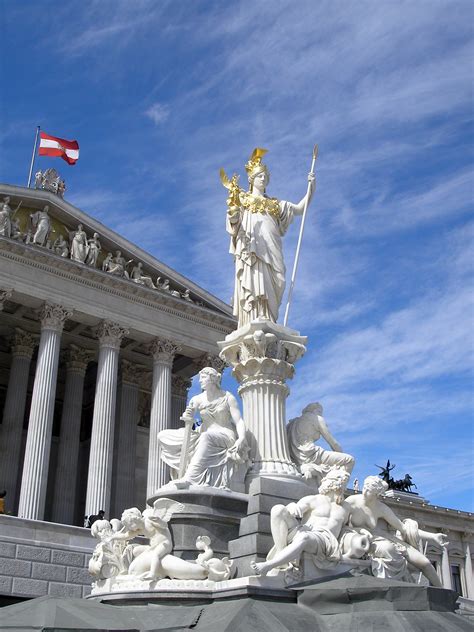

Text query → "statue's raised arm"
[221,148,316,328]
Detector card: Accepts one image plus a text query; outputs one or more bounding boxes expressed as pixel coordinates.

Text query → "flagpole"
[283,144,318,327]
[27,126,40,188]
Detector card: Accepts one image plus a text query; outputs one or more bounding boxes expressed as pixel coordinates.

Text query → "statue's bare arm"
[287,174,316,216]
[316,415,343,452]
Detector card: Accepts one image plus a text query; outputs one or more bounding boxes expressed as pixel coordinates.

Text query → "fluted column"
[52,345,94,524]
[18,303,72,520]
[146,338,180,498]
[170,375,192,429]
[219,321,306,485]
[441,533,453,590]
[0,329,37,512]
[462,535,474,598]
[85,321,128,517]
[111,359,142,516]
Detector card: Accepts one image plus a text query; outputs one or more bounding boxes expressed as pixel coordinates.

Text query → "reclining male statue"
[251,468,367,576]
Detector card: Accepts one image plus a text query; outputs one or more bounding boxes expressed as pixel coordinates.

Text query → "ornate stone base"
[148,487,248,559]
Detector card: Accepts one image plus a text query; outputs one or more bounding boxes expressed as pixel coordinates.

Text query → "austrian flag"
[39,131,80,165]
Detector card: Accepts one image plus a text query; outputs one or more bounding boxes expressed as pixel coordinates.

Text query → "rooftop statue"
[221,148,316,328]
[69,224,88,263]
[30,205,51,246]
[0,196,21,238]
[85,233,102,267]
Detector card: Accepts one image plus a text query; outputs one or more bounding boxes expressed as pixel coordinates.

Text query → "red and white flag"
[38,131,79,165]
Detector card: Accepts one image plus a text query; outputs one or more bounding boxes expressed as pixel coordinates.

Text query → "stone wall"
[0,515,94,601]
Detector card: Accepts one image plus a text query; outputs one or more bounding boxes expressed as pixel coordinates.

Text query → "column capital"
[62,344,95,374]
[120,359,146,386]
[147,337,181,365]
[11,328,38,359]
[171,374,192,397]
[95,320,129,350]
[194,353,227,374]
[0,288,13,311]
[38,302,72,332]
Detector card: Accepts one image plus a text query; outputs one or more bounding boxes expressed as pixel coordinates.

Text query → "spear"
[283,144,318,327]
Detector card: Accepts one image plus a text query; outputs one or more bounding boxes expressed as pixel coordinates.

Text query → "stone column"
[0,329,37,512]
[18,303,72,520]
[462,535,474,599]
[52,345,94,525]
[111,359,142,516]
[441,533,453,590]
[85,321,128,517]
[170,375,192,429]
[219,321,306,483]
[146,338,180,498]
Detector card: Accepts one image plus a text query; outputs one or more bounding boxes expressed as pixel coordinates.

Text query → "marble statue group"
[86,148,448,596]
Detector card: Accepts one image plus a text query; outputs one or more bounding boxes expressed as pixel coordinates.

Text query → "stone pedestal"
[228,475,312,578]
[218,320,307,484]
[0,329,37,513]
[85,321,127,517]
[18,303,71,520]
[149,488,248,560]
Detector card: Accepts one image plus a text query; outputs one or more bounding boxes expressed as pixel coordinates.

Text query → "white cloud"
[144,103,170,126]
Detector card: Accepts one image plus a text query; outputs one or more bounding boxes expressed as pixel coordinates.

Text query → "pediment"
[0,184,234,324]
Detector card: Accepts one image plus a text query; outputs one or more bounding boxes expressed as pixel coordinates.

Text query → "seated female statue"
[158,367,248,490]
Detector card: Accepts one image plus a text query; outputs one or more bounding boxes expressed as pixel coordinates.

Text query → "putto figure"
[221,148,316,327]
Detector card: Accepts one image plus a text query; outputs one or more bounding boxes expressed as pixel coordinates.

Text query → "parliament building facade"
[0,181,472,606]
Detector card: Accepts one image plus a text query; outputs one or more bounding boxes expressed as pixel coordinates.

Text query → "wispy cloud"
[145,103,170,126]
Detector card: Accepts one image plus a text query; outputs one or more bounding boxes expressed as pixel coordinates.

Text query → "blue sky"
[1,1,473,511]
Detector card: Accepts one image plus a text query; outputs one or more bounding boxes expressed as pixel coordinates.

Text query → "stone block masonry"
[0,515,94,600]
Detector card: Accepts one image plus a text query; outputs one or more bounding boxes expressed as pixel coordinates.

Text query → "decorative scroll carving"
[171,375,192,397]
[62,344,95,373]
[194,353,227,374]
[120,359,146,386]
[147,337,181,364]
[95,320,129,350]
[10,328,38,359]
[0,288,13,311]
[38,302,72,332]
